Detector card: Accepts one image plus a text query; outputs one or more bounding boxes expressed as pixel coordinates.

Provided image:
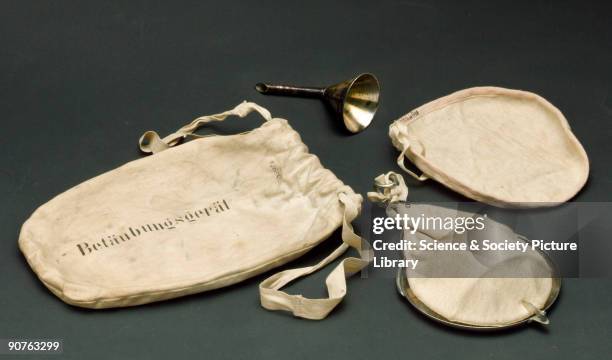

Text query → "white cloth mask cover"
[19,102,370,320]
[396,204,555,327]
[369,172,557,328]
[389,87,589,208]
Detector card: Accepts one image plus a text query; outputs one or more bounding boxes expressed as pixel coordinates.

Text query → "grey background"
[1,1,611,359]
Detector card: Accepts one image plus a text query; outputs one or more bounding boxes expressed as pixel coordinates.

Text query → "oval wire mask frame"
[395,240,561,330]
[396,270,561,330]
[389,87,590,208]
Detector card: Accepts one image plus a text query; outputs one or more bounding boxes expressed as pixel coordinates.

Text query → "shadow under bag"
[19,102,369,320]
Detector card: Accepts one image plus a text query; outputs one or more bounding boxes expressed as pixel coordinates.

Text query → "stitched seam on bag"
[398,93,504,126]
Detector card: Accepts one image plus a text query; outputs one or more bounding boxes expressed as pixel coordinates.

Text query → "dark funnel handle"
[255,83,325,98]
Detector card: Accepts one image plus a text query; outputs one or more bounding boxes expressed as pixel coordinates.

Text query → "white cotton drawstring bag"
[19,102,370,320]
[389,87,589,208]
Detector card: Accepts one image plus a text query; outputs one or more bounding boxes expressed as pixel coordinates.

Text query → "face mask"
[19,102,369,320]
[388,87,589,208]
[369,172,558,329]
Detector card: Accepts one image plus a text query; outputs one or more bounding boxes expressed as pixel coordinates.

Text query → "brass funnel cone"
[255,73,380,133]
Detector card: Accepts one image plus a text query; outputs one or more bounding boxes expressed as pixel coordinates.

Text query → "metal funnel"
[255,73,380,133]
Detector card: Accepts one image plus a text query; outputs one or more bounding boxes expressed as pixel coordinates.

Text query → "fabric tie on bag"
[259,193,372,320]
[138,102,272,154]
[367,171,409,204]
